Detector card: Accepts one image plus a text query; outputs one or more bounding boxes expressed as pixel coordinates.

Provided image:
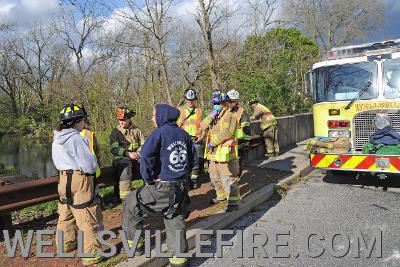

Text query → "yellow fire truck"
[306,40,400,179]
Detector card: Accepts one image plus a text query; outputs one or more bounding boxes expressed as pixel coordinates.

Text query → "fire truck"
[306,40,400,179]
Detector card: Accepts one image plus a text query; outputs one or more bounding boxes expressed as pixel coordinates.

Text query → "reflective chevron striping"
[315,155,337,168]
[341,156,367,169]
[368,163,398,171]
[310,153,400,172]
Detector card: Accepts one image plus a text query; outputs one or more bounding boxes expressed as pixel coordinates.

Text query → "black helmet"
[248,97,259,105]
[59,103,87,123]
[116,106,135,120]
[184,88,197,100]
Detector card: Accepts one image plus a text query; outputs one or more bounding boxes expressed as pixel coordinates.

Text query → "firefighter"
[227,89,251,175]
[177,88,205,189]
[52,103,103,265]
[122,104,196,267]
[201,90,240,212]
[249,98,280,157]
[109,107,145,201]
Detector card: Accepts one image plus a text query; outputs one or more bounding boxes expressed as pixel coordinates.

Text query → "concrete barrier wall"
[294,113,314,143]
[248,113,313,159]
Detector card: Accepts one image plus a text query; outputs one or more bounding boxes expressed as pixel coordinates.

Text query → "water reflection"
[0,136,56,181]
[0,135,111,183]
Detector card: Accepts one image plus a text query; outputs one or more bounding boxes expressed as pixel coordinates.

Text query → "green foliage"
[13,200,58,222]
[10,103,55,138]
[1,28,319,143]
[99,186,115,201]
[0,163,16,175]
[230,28,319,116]
[16,115,31,131]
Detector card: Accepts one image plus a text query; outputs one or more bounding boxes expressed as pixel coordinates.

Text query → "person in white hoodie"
[52,103,103,265]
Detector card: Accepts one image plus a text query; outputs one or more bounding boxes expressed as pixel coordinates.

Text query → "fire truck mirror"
[304,71,314,99]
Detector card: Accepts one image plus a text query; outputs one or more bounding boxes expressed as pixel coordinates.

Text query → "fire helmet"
[209,89,228,104]
[184,88,197,100]
[248,97,259,105]
[227,89,239,100]
[59,103,87,123]
[116,107,136,120]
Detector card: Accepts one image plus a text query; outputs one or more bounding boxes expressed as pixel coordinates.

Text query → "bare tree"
[284,0,386,51]
[245,0,279,36]
[11,24,56,104]
[115,0,175,105]
[0,42,30,117]
[195,0,221,89]
[57,0,113,99]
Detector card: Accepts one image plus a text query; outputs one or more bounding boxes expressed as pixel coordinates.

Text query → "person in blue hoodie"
[122,104,197,267]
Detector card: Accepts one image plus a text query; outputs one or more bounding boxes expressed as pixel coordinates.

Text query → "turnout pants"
[263,125,280,155]
[191,141,205,182]
[56,171,103,260]
[238,141,249,176]
[113,159,141,200]
[122,180,189,263]
[209,160,240,205]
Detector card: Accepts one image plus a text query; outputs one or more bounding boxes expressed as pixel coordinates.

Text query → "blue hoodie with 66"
[140,104,198,184]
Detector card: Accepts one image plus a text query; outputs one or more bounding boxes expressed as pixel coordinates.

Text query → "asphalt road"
[191,170,400,267]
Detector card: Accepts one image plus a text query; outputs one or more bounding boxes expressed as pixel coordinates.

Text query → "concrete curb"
[117,164,314,267]
[276,165,314,188]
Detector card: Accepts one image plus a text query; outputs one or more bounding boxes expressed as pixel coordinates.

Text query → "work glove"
[210,110,219,118]
[208,142,214,150]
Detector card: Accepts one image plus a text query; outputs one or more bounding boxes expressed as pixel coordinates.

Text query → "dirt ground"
[0,166,288,267]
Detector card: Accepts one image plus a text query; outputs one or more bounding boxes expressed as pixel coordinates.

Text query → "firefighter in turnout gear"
[227,90,251,175]
[110,107,145,201]
[52,103,104,265]
[201,90,241,212]
[249,98,280,157]
[177,88,205,189]
[122,104,197,267]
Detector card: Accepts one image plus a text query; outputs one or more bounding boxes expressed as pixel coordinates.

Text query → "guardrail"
[0,113,313,234]
[0,167,119,236]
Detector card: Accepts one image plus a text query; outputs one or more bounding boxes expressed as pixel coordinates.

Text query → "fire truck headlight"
[373,114,391,130]
[328,130,350,138]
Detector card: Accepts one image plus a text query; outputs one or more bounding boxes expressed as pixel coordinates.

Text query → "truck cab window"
[383,59,400,99]
[315,62,377,103]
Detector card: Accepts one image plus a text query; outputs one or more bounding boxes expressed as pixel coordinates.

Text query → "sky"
[0,0,399,45]
[367,0,400,43]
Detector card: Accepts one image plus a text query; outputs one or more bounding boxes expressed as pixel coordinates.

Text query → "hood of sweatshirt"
[155,104,180,127]
[53,128,80,145]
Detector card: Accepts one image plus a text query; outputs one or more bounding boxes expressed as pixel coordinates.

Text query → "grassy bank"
[11,180,145,224]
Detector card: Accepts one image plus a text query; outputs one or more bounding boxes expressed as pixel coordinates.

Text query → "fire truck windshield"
[315,61,377,103]
[384,59,400,99]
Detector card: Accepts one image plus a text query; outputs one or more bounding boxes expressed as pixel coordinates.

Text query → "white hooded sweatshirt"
[52,128,98,174]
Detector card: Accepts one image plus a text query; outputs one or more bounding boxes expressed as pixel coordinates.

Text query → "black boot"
[191,180,199,189]
[224,204,239,212]
[265,153,273,158]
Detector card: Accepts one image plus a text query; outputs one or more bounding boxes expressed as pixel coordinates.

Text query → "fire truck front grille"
[353,110,400,150]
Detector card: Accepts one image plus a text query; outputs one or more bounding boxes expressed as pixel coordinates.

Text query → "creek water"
[0,135,111,184]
